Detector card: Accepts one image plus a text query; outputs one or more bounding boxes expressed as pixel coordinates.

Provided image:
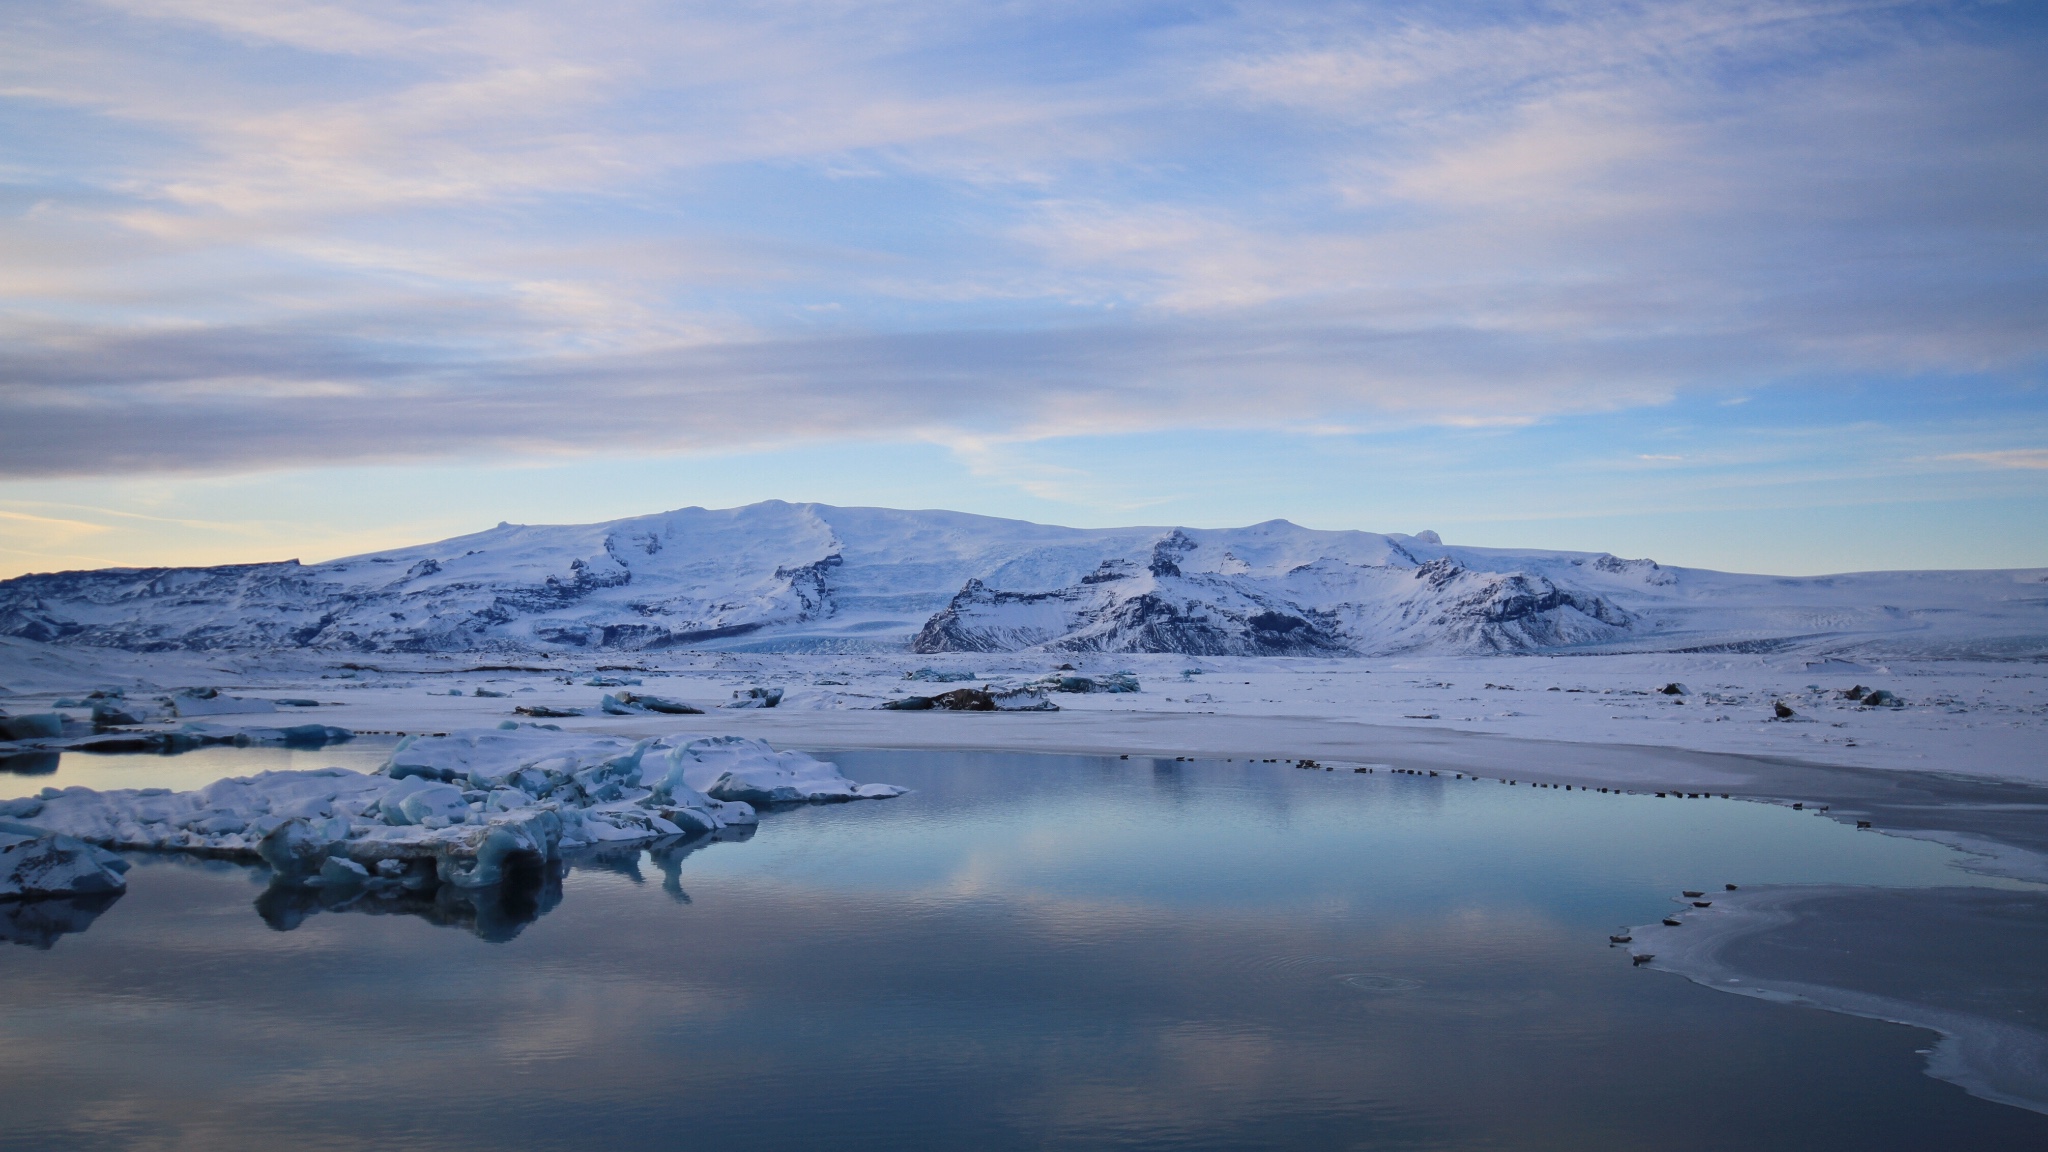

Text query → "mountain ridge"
[1,501,2042,659]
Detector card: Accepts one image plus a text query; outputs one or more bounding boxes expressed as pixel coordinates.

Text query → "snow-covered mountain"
[1,502,2042,659]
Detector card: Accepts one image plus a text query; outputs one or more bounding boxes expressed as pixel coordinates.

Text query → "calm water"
[0,737,399,792]
[3,749,2044,1151]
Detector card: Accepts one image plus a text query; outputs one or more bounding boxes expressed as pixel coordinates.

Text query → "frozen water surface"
[3,749,2045,1151]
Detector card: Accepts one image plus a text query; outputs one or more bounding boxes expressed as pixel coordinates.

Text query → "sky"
[1,0,2043,577]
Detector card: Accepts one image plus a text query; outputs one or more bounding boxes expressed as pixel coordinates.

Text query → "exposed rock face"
[911,556,1626,656]
[1408,561,1633,652]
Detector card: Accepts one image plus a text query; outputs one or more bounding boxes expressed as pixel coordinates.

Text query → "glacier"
[1,501,2040,660]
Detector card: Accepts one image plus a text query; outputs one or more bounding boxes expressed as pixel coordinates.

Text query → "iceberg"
[0,713,65,741]
[663,734,907,804]
[0,729,901,906]
[178,721,353,747]
[0,821,129,901]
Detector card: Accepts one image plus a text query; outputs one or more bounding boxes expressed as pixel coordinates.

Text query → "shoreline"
[1629,886,2048,1117]
[562,708,2048,883]
[14,701,2048,881]
[12,704,2048,1121]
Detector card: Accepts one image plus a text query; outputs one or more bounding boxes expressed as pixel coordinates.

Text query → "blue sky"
[2,0,2043,576]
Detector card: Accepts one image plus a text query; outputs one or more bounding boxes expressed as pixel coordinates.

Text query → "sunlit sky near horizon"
[2,0,2043,577]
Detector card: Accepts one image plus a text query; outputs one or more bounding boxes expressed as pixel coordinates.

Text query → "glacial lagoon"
[3,747,2045,1150]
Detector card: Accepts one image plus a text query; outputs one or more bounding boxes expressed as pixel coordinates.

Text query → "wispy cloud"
[1940,449,2048,471]
[0,0,2041,479]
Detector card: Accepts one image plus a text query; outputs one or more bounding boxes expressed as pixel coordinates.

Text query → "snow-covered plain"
[6,640,2040,782]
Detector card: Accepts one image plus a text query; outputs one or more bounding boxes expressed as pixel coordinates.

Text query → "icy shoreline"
[8,645,2047,882]
[1627,886,2048,1117]
[6,643,2040,784]
[6,643,2046,1115]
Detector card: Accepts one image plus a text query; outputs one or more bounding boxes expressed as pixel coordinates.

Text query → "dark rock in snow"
[90,700,144,726]
[882,689,996,711]
[724,687,783,709]
[601,692,705,715]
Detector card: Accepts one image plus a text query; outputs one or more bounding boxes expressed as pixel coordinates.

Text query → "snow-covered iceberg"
[0,821,130,901]
[0,729,904,898]
[671,734,906,804]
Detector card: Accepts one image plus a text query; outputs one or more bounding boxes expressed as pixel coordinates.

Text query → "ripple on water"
[1243,954,1422,997]
[1336,972,1424,995]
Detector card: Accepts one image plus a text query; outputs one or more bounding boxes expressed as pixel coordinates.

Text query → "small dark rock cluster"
[883,688,998,711]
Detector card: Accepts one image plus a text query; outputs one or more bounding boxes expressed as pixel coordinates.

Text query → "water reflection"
[0,751,59,776]
[4,737,399,793]
[242,824,761,942]
[0,892,120,949]
[255,857,567,942]
[4,750,2045,1151]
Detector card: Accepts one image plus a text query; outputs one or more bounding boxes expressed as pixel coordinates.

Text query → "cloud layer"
[2,0,2043,477]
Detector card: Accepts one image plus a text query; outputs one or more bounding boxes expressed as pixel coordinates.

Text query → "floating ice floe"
[673,734,906,804]
[0,728,904,898]
[0,712,66,741]
[0,821,129,901]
